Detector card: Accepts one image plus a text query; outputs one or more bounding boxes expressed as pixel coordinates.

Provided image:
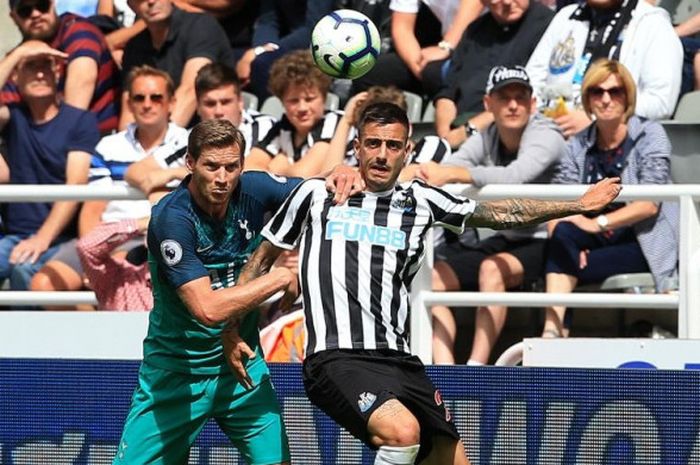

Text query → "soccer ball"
[310,9,381,80]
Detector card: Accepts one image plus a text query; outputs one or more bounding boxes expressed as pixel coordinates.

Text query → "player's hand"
[326,165,364,205]
[578,177,622,213]
[222,324,256,390]
[10,234,51,264]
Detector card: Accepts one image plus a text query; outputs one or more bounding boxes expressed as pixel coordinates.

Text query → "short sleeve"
[69,111,100,153]
[390,0,420,13]
[185,13,235,64]
[410,135,451,164]
[147,207,208,289]
[261,179,321,249]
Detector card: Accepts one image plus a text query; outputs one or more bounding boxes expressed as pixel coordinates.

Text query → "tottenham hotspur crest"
[238,219,253,240]
[358,391,377,413]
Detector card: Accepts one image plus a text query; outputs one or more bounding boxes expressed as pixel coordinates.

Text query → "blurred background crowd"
[0,0,696,364]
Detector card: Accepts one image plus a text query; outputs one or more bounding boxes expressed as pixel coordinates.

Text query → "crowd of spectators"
[0,0,692,364]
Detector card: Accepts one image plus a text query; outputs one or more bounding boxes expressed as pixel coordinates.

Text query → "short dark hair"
[187,119,246,161]
[357,102,409,140]
[126,65,175,97]
[195,62,241,100]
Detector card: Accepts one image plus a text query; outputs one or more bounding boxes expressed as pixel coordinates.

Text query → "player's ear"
[185,152,195,172]
[403,139,413,166]
[353,136,361,162]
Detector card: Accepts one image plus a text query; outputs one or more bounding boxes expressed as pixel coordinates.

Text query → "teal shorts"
[113,362,290,465]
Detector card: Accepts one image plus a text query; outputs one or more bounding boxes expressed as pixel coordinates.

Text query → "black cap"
[485,65,532,94]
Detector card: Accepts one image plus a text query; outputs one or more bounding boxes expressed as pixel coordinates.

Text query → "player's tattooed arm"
[467,177,622,230]
[237,240,285,285]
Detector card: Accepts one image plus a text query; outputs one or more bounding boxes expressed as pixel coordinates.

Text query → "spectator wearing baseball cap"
[411,64,567,365]
[4,0,121,134]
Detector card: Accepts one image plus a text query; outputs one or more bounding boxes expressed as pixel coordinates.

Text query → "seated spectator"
[245,50,340,175]
[416,66,566,364]
[543,59,678,338]
[526,0,683,138]
[352,0,483,98]
[30,65,187,307]
[125,62,276,200]
[434,0,554,148]
[77,217,151,311]
[673,11,700,97]
[0,53,97,291]
[96,0,145,68]
[235,0,335,100]
[5,0,121,134]
[120,0,236,128]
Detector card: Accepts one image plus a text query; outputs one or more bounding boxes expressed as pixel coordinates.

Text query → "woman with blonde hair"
[542,59,679,338]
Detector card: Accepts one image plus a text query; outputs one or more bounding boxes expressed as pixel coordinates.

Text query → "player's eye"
[365,139,381,149]
[387,141,404,151]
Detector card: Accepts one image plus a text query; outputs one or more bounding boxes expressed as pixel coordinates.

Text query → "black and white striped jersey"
[261,178,477,356]
[256,110,345,163]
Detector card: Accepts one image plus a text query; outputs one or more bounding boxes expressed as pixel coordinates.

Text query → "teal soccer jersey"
[144,171,301,377]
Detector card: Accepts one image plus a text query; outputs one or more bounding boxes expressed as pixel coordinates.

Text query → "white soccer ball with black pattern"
[310,9,381,80]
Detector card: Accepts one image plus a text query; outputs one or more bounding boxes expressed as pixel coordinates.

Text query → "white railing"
[1,184,699,364]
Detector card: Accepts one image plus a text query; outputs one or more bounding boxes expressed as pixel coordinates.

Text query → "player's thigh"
[214,376,290,465]
[113,364,212,465]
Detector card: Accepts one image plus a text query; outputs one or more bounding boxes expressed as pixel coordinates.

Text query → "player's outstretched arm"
[467,177,622,230]
[177,265,295,327]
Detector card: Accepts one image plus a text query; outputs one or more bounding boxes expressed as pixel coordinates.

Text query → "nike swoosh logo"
[196,244,213,253]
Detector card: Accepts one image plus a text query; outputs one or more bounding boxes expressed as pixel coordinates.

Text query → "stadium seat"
[664,121,700,183]
[325,92,340,111]
[260,96,285,119]
[673,91,700,122]
[242,91,259,111]
[422,100,435,122]
[259,92,342,119]
[403,91,424,123]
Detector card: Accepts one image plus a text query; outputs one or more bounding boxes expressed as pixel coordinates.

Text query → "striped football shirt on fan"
[261,178,476,356]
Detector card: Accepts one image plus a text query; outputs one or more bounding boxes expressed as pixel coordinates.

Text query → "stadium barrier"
[2,184,700,465]
[0,183,699,364]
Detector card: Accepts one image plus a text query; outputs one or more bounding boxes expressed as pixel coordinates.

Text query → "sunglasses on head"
[588,86,625,99]
[14,0,51,19]
[131,93,165,103]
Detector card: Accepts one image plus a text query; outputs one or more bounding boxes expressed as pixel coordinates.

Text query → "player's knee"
[375,413,420,446]
[374,444,420,465]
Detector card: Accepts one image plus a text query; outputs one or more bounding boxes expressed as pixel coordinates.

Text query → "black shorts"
[440,235,547,290]
[302,349,459,461]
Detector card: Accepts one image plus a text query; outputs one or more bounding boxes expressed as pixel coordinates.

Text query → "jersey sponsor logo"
[358,391,377,413]
[160,240,183,266]
[327,206,371,222]
[325,221,406,249]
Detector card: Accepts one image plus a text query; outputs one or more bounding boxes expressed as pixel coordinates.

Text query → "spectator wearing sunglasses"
[0,53,98,292]
[525,0,682,139]
[30,65,188,309]
[542,59,679,338]
[4,0,121,134]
